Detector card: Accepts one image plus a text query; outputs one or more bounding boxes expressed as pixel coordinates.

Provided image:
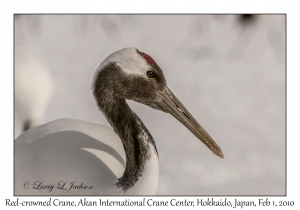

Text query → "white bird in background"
[14,46,54,138]
[15,48,223,195]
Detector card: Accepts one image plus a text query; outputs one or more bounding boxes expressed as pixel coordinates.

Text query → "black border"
[13,14,287,197]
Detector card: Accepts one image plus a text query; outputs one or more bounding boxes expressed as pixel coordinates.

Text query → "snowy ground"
[14,15,285,195]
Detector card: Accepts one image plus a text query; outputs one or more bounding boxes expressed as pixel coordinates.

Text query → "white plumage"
[15,46,54,138]
[97,47,149,76]
[15,119,159,195]
[15,48,222,195]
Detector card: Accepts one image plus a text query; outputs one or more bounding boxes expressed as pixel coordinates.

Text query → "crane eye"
[146,70,156,78]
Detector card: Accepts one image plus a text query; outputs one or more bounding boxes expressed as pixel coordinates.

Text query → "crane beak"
[158,86,224,158]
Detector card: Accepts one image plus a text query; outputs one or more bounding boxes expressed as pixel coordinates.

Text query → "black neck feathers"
[92,62,157,191]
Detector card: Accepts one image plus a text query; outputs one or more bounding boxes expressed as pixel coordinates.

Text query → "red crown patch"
[138,51,156,65]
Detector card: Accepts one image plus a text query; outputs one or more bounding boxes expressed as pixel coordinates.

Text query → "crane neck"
[92,63,158,192]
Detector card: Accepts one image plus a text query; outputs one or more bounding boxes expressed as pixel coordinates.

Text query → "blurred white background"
[14,14,285,195]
